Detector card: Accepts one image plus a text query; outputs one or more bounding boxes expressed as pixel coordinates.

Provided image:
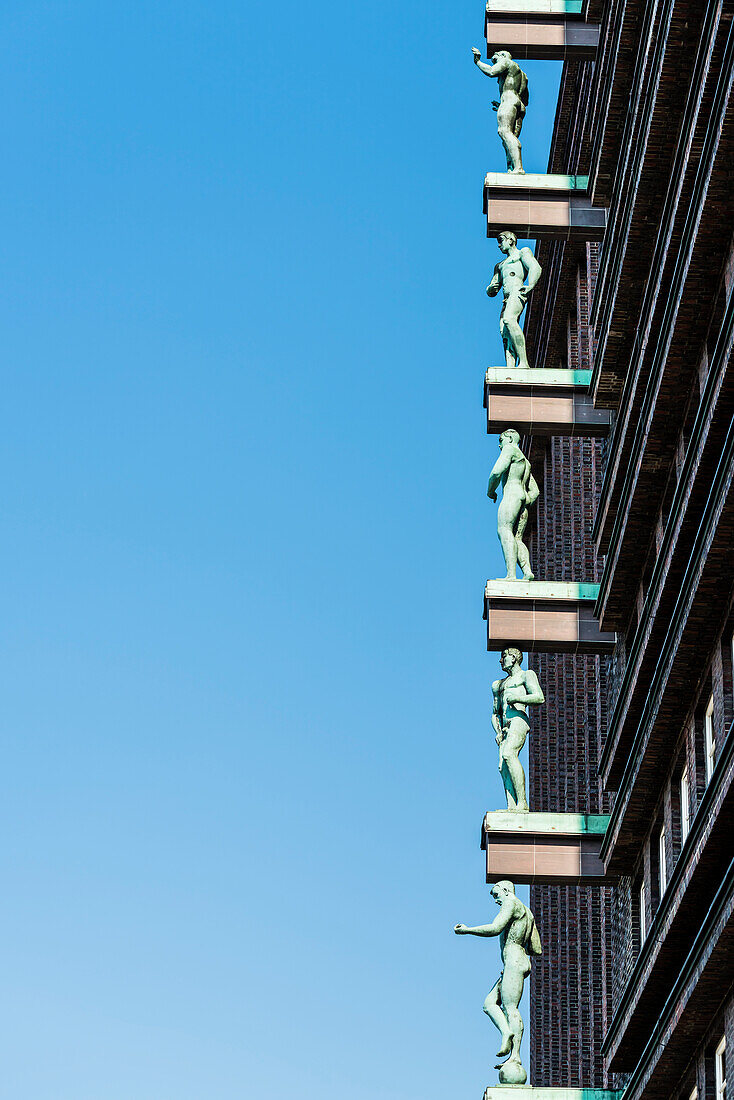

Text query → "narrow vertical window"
[658,825,667,894]
[705,695,716,783]
[681,765,690,842]
[716,1035,727,1100]
[639,879,647,943]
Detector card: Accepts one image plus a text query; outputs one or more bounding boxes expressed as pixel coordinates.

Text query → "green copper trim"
[484,1089,625,1100]
[484,811,610,835]
[485,367,592,388]
[484,172,589,191]
[486,0,584,13]
[485,580,600,601]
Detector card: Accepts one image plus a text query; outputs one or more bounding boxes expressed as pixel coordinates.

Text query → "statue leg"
[499,742,519,809]
[483,976,512,1057]
[499,965,527,1063]
[502,293,530,370]
[498,490,523,580]
[503,719,529,811]
[514,506,534,581]
[499,302,515,368]
[497,101,524,174]
[498,519,518,579]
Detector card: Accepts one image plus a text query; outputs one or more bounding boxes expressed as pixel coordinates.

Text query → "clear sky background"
[0,3,561,1098]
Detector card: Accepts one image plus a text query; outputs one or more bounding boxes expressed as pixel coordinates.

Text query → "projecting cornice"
[484,0,599,61]
[483,580,616,654]
[483,367,610,436]
[483,173,606,241]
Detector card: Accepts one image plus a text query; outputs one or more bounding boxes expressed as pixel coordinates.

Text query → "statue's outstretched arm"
[455,902,514,937]
[472,50,496,79]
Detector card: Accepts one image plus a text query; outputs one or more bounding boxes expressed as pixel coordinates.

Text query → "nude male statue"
[487,429,539,581]
[492,648,545,811]
[472,47,528,174]
[454,881,541,1084]
[487,232,542,370]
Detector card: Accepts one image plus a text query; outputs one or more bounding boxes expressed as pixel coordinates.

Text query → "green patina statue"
[472,47,528,174]
[492,648,545,811]
[455,881,541,1085]
[487,429,539,581]
[487,232,542,370]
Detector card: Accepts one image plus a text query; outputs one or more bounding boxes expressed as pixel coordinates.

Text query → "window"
[716,1035,726,1100]
[639,879,647,942]
[705,695,716,783]
[658,825,667,894]
[681,766,690,842]
[689,1089,698,1100]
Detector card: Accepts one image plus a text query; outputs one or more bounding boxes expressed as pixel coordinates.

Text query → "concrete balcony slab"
[483,580,617,654]
[484,173,606,241]
[481,811,613,885]
[484,368,611,436]
[487,0,583,12]
[485,13,599,60]
[484,1090,624,1100]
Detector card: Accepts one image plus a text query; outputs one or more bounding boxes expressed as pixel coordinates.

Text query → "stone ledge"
[484,580,600,601]
[483,811,609,834]
[484,1091,624,1100]
[486,0,584,13]
[485,368,592,387]
[484,369,610,436]
[483,581,617,654]
[485,14,599,61]
[481,812,613,885]
[484,172,589,191]
[483,176,606,242]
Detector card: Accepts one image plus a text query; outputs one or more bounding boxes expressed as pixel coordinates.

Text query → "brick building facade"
[516,0,734,1095]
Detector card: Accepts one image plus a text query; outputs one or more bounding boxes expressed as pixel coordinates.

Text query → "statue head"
[500,647,523,672]
[497,230,518,254]
[490,880,516,905]
[489,49,514,74]
[499,428,520,448]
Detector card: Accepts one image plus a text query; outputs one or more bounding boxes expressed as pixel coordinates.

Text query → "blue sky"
[0,3,561,1098]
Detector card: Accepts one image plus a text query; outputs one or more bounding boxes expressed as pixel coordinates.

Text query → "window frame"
[716,1034,726,1100]
[658,824,668,895]
[705,694,716,783]
[639,878,647,943]
[680,765,690,842]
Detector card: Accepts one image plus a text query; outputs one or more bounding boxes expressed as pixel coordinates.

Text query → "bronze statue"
[472,48,528,174]
[492,649,544,811]
[487,232,542,370]
[487,429,539,581]
[455,881,541,1084]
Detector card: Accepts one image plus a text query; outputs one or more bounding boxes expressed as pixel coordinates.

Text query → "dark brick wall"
[688,995,734,1100]
[527,434,615,1087]
[622,617,734,992]
[520,0,734,1086]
